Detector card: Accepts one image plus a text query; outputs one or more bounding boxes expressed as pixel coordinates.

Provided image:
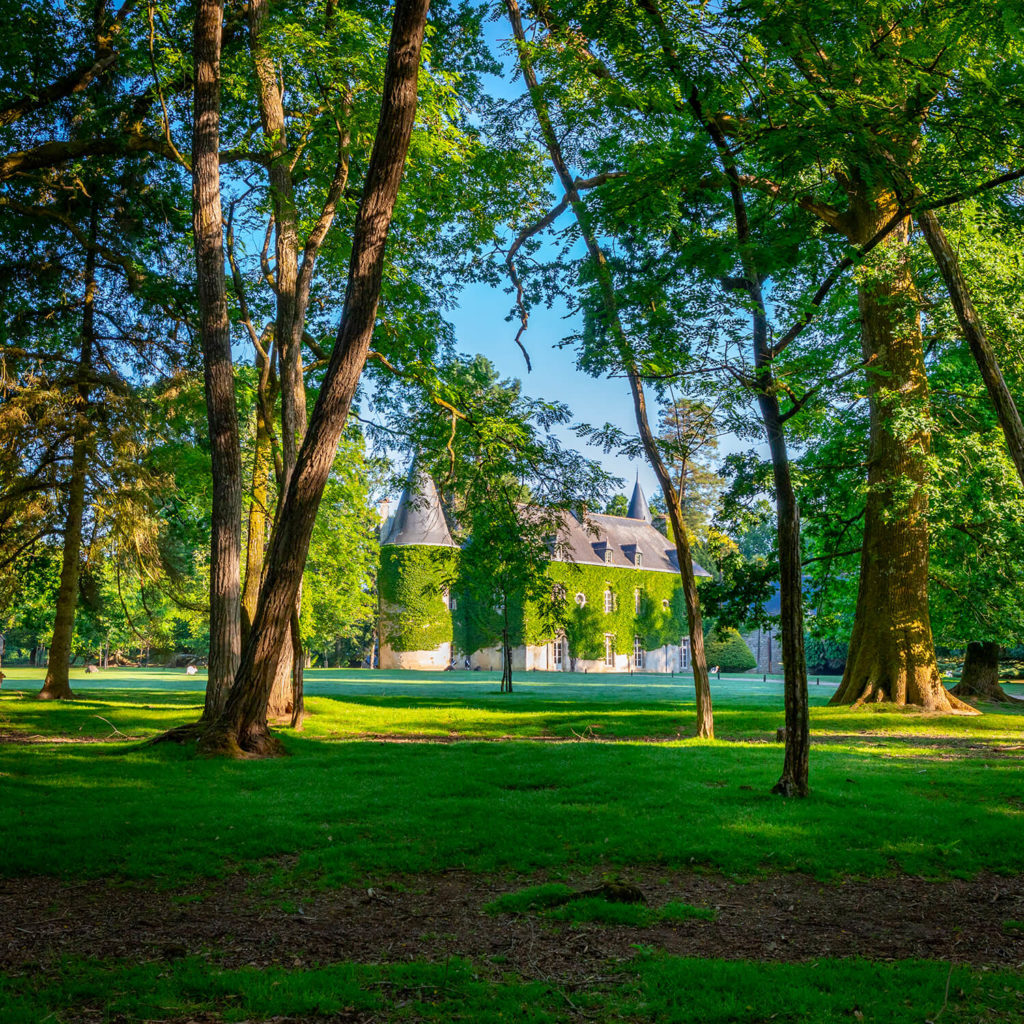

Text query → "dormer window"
[605,548,613,563]
[635,551,643,568]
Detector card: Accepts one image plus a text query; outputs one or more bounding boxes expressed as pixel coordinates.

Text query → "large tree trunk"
[917,209,1024,489]
[952,641,1018,703]
[247,0,351,714]
[830,208,972,713]
[198,0,430,756]
[38,206,99,701]
[193,0,243,721]
[506,0,713,736]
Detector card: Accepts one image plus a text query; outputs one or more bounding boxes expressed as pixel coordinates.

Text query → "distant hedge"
[704,628,756,672]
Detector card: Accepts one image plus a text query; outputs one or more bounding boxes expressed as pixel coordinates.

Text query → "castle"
[378,469,710,673]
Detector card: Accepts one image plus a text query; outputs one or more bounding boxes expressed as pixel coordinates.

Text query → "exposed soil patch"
[3,869,1024,981]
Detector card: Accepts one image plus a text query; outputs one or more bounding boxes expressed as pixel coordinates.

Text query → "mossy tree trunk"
[830,204,973,714]
[193,0,243,721]
[38,205,99,701]
[952,641,1017,703]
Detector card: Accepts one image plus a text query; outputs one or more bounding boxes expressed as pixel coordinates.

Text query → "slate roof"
[550,506,711,577]
[381,474,709,578]
[380,467,457,548]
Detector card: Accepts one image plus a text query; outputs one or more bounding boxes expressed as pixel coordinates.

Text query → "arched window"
[575,592,587,607]
[662,599,670,611]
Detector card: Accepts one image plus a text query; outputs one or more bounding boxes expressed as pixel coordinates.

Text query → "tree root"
[148,720,287,758]
[771,775,808,798]
[35,687,77,701]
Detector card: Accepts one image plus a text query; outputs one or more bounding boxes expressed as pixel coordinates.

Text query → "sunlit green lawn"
[2,667,1024,885]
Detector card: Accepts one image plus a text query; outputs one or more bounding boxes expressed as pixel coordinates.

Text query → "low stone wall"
[379,642,452,671]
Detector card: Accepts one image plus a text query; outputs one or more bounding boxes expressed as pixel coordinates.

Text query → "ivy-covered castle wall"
[378,546,456,669]
[379,546,703,672]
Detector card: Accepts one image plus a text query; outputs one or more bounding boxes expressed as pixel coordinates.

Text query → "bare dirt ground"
[3,868,1024,982]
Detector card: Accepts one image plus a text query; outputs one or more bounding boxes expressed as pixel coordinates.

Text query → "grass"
[1,954,1022,1023]
[484,883,717,925]
[2,670,1024,885]
[4,667,1024,1022]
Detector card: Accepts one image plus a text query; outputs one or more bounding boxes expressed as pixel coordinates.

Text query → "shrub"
[704,628,756,673]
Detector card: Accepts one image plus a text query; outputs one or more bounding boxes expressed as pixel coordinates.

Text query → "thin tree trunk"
[917,209,1024,488]
[951,641,1018,703]
[635,0,806,776]
[830,206,973,714]
[193,0,243,720]
[500,603,513,693]
[241,409,272,646]
[38,205,99,701]
[289,606,305,726]
[198,0,430,756]
[247,0,351,712]
[506,0,713,736]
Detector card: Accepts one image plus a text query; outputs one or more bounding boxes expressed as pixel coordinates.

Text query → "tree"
[191,0,242,719]
[658,399,723,542]
[605,494,629,517]
[506,0,717,739]
[195,0,431,756]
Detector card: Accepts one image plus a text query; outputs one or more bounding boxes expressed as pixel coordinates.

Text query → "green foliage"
[379,546,456,653]
[703,628,756,673]
[300,430,380,657]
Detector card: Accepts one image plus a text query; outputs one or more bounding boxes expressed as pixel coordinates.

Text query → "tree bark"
[289,606,305,727]
[247,0,352,713]
[193,0,243,721]
[506,0,713,736]
[917,209,1024,489]
[830,205,973,714]
[951,641,1018,703]
[38,206,100,700]
[241,410,272,645]
[199,0,430,756]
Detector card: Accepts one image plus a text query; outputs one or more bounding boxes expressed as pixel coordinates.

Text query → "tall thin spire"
[627,478,652,523]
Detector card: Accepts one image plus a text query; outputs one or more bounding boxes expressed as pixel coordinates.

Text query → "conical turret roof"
[627,478,652,523]
[381,467,456,548]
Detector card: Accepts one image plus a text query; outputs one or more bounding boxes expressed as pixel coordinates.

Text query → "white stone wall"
[380,642,451,671]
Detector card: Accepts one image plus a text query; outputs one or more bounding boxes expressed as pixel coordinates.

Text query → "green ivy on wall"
[378,546,456,653]
[381,548,698,662]
[523,562,690,659]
